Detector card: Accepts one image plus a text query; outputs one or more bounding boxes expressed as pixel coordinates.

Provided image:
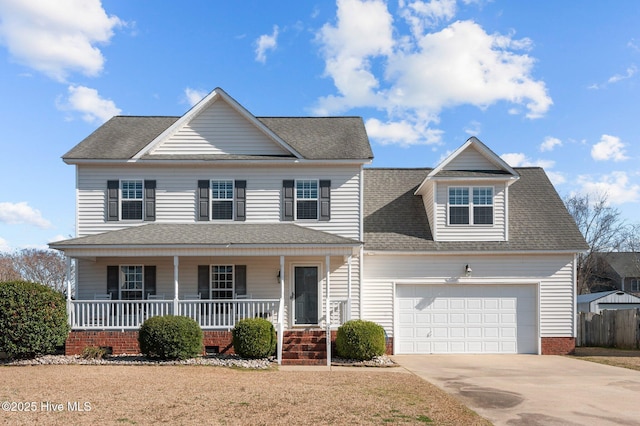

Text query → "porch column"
[347,255,352,321]
[173,256,179,315]
[277,255,285,365]
[66,256,72,328]
[325,255,331,367]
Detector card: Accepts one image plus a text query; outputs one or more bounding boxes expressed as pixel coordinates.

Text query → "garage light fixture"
[465,264,472,277]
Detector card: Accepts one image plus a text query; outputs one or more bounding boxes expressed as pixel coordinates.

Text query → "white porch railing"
[329,299,349,328]
[68,299,279,330]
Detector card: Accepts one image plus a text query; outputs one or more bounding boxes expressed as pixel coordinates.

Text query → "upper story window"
[296,180,319,220]
[282,180,331,222]
[107,180,156,222]
[121,180,143,220]
[197,180,246,222]
[448,186,494,225]
[631,279,640,292]
[211,180,234,220]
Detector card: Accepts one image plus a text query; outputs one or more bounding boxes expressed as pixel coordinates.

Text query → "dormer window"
[448,186,493,225]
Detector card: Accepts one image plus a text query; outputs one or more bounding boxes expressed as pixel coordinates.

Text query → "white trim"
[325,255,331,367]
[132,88,303,160]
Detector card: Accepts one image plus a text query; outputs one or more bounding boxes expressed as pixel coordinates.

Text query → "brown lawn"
[571,347,640,371]
[0,365,489,425]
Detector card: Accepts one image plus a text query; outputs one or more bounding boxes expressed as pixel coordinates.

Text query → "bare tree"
[10,249,69,293]
[564,192,627,294]
[0,253,21,281]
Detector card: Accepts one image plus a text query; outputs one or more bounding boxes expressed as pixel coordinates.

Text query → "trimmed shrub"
[232,318,276,359]
[0,281,70,359]
[138,315,203,360]
[335,320,386,361]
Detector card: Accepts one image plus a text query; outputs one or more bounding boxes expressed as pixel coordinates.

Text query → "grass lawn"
[571,347,640,372]
[0,365,490,425]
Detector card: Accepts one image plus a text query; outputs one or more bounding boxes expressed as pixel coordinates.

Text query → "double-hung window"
[631,279,640,292]
[296,180,318,220]
[211,180,234,220]
[211,265,234,299]
[448,186,494,225]
[121,180,143,220]
[120,265,143,300]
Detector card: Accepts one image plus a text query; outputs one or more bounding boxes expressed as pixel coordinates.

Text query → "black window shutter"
[198,265,210,299]
[197,180,210,221]
[235,265,247,297]
[282,180,294,221]
[144,266,156,299]
[319,180,331,221]
[234,180,246,221]
[107,265,119,300]
[107,180,119,221]
[144,180,156,222]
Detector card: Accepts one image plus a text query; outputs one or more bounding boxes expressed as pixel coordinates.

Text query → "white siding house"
[51,88,587,362]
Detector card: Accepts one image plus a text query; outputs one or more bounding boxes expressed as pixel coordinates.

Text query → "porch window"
[120,265,143,300]
[121,180,143,220]
[211,265,234,299]
[211,180,234,220]
[296,180,318,220]
[448,186,494,225]
[631,279,640,292]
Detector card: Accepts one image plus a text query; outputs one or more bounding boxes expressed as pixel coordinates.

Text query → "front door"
[294,266,318,325]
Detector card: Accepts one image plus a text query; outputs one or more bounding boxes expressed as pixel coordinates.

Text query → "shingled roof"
[364,167,589,252]
[63,116,373,161]
[50,223,361,248]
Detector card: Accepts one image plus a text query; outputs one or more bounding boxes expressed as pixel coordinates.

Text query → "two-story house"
[50,87,587,364]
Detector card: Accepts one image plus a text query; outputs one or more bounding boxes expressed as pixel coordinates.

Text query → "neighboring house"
[590,252,640,294]
[577,290,640,314]
[50,87,587,364]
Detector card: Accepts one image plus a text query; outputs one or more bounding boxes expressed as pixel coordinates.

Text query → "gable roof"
[577,290,640,304]
[364,167,589,252]
[599,252,640,277]
[62,88,373,163]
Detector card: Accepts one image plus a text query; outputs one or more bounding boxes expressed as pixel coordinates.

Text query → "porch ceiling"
[49,223,361,257]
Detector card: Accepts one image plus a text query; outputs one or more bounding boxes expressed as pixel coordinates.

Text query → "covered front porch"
[51,223,361,365]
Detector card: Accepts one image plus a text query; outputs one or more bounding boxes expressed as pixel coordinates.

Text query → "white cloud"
[500,152,555,169]
[58,85,121,123]
[365,117,443,146]
[464,120,481,136]
[0,237,11,252]
[577,171,640,205]
[0,202,51,229]
[545,171,566,186]
[0,0,122,81]
[591,134,629,162]
[315,1,552,146]
[184,87,207,107]
[588,66,637,90]
[540,136,562,152]
[255,25,279,63]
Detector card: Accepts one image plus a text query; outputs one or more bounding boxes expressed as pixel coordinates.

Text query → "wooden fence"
[577,308,640,348]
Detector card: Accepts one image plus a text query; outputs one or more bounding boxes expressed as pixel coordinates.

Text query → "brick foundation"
[66,330,235,355]
[541,337,575,355]
[66,329,395,360]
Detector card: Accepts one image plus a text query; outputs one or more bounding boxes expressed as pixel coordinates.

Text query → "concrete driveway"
[393,354,640,426]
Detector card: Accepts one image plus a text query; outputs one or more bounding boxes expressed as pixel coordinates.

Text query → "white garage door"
[396,284,537,354]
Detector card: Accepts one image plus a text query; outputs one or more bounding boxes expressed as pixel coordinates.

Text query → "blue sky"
[0,0,639,251]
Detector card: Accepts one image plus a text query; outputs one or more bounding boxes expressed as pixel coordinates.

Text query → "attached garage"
[395,284,538,354]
